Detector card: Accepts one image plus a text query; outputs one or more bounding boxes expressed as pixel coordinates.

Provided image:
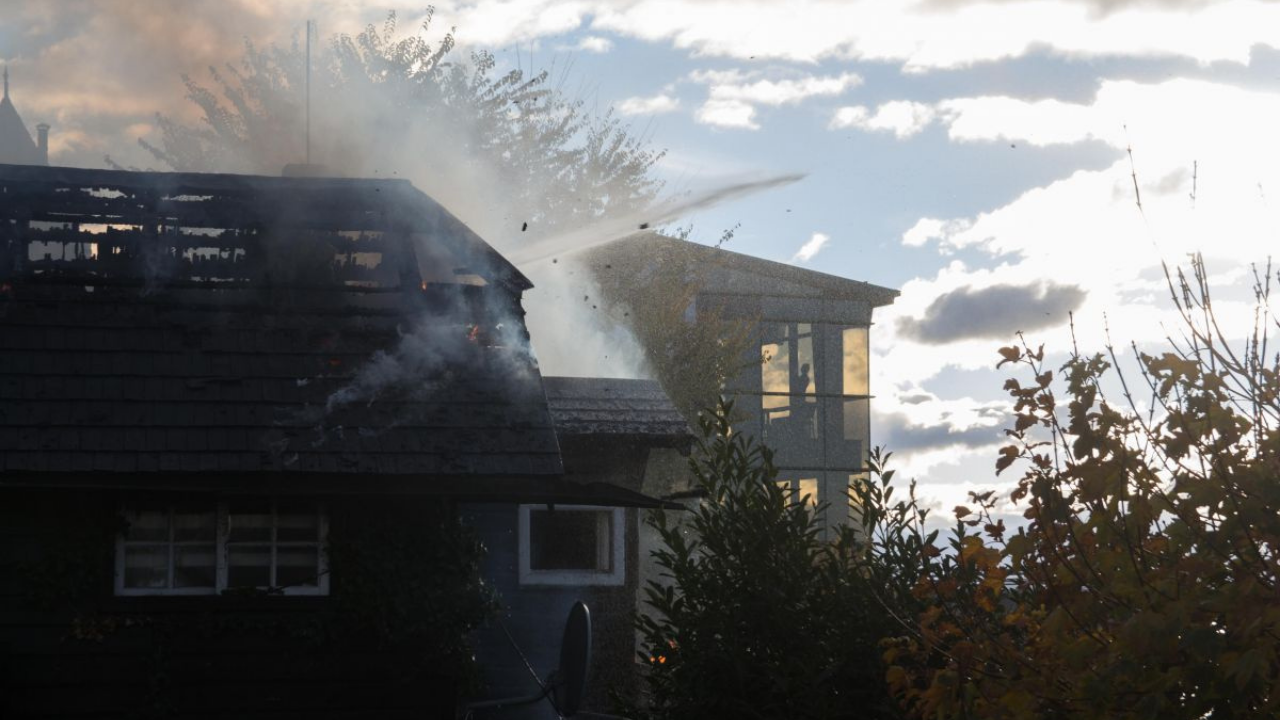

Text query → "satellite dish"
[461,601,596,719]
[551,601,592,717]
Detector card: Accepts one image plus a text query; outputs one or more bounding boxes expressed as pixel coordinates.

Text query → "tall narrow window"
[761,322,820,465]
[842,327,869,396]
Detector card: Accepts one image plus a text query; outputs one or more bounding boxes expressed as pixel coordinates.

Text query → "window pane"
[823,398,869,467]
[776,479,819,509]
[173,508,216,542]
[276,504,319,542]
[843,327,869,396]
[276,546,320,588]
[228,544,272,588]
[795,324,815,396]
[761,324,790,394]
[843,398,870,444]
[595,514,613,571]
[125,509,169,542]
[762,323,816,395]
[529,510,609,571]
[764,396,820,466]
[797,478,819,508]
[123,545,169,588]
[762,391,790,436]
[228,503,272,542]
[848,472,871,524]
[174,544,216,588]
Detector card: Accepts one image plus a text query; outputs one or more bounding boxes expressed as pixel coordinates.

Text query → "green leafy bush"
[633,401,905,720]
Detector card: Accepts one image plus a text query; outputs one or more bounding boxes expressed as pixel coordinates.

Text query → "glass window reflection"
[843,327,869,396]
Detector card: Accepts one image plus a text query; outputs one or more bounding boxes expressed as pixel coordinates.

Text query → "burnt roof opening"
[0,163,567,482]
[0,164,531,300]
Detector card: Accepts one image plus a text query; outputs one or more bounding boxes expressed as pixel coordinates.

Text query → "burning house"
[0,163,686,719]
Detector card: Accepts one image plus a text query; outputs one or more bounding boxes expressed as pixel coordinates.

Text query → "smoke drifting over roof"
[7,4,806,382]
[5,4,658,378]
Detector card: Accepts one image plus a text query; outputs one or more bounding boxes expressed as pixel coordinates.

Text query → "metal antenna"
[305,20,312,165]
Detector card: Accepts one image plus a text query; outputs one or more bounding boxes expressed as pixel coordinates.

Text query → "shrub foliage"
[883,256,1280,719]
[634,402,904,720]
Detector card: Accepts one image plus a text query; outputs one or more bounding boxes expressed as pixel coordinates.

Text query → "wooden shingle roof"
[0,164,564,488]
[543,376,691,444]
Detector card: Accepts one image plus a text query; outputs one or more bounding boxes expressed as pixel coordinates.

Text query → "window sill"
[98,593,330,613]
[518,569,626,587]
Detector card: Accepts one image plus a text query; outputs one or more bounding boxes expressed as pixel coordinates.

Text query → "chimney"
[36,123,49,165]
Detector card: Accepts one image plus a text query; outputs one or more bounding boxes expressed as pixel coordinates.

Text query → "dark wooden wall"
[0,489,459,720]
[463,503,641,720]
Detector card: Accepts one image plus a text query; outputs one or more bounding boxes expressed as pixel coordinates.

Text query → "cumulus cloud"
[939,95,1110,146]
[829,100,936,138]
[430,0,587,47]
[920,0,1217,15]
[618,93,681,115]
[864,75,1280,490]
[585,0,1280,70]
[790,232,830,263]
[867,389,1012,492]
[896,282,1086,344]
[695,98,759,129]
[691,69,862,106]
[690,68,861,129]
[875,410,1007,453]
[35,0,1264,85]
[899,392,936,405]
[570,35,614,52]
[902,217,974,247]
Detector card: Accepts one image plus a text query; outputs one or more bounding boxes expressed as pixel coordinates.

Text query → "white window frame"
[115,501,329,597]
[518,504,625,587]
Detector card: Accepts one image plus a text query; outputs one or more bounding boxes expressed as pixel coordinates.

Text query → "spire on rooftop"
[0,67,47,166]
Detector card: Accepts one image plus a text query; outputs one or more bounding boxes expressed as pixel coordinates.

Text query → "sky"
[5,0,1280,515]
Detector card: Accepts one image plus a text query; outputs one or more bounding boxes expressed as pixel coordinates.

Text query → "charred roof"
[0,163,565,489]
[0,163,530,292]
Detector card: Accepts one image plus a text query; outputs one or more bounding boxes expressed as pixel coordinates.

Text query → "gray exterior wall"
[464,439,683,719]
[464,503,640,720]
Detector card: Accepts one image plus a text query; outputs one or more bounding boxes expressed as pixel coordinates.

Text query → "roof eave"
[0,471,674,508]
